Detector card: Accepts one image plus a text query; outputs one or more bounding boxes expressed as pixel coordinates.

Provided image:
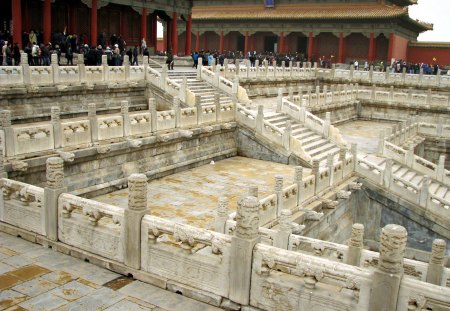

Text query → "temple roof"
[409,41,450,49]
[192,3,408,20]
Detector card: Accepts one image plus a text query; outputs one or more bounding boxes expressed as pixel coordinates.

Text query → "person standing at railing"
[192,51,199,68]
[5,42,12,66]
[132,46,138,66]
[13,43,20,65]
[66,43,74,66]
[166,50,174,70]
[141,38,146,56]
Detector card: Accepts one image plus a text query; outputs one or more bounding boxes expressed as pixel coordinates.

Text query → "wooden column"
[12,0,22,48]
[195,31,200,51]
[338,32,344,63]
[141,8,147,44]
[171,12,178,55]
[279,32,284,54]
[219,31,224,53]
[244,31,249,55]
[185,14,192,55]
[388,32,395,62]
[308,32,313,61]
[368,32,375,62]
[43,0,51,44]
[91,0,98,46]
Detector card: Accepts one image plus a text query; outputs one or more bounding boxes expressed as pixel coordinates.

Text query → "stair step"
[301,135,323,146]
[429,183,440,193]
[311,147,341,161]
[309,143,338,157]
[403,171,417,182]
[394,167,409,178]
[435,186,447,197]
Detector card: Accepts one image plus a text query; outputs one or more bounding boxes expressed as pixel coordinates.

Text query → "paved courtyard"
[0,232,223,311]
[94,156,308,229]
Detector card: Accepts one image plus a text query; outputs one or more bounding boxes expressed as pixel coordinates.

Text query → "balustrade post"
[21,53,31,85]
[123,55,130,81]
[419,67,423,84]
[402,67,406,84]
[315,86,320,106]
[88,103,98,142]
[274,175,284,216]
[235,60,240,78]
[426,88,432,105]
[331,63,336,79]
[102,55,108,81]
[213,93,221,123]
[51,107,61,149]
[180,77,187,102]
[426,239,446,285]
[384,69,389,83]
[229,195,260,305]
[148,98,157,133]
[436,155,445,182]
[215,197,229,234]
[160,66,167,91]
[282,120,291,151]
[288,87,294,101]
[351,143,358,171]
[419,176,429,207]
[371,84,376,100]
[312,159,320,195]
[274,209,292,250]
[368,224,407,311]
[377,129,385,155]
[232,76,239,97]
[299,106,305,123]
[327,153,334,186]
[277,88,283,113]
[77,54,85,82]
[369,65,373,83]
[345,223,364,266]
[121,101,130,137]
[44,157,66,241]
[339,147,347,178]
[406,145,414,167]
[383,159,393,188]
[256,105,264,134]
[294,166,303,207]
[215,65,221,87]
[124,173,148,269]
[0,146,6,178]
[0,110,15,157]
[173,96,181,128]
[323,112,331,138]
[195,95,202,125]
[51,54,59,83]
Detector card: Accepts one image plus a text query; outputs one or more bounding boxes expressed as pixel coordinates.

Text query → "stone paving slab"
[94,156,305,229]
[0,232,224,310]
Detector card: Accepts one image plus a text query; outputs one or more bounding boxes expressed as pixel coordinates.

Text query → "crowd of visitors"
[0,30,447,76]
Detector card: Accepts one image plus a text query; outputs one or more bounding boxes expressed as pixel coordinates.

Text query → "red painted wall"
[408,47,450,66]
[390,34,409,61]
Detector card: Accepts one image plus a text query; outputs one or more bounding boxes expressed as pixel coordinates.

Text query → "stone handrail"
[58,193,125,262]
[0,101,235,158]
[0,178,44,235]
[355,155,450,214]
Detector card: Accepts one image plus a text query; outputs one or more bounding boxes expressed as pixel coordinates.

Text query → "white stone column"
[51,54,59,83]
[351,143,358,171]
[88,103,98,143]
[294,166,303,207]
[274,175,284,216]
[282,120,291,151]
[148,98,157,133]
[323,111,331,138]
[121,100,130,137]
[173,96,181,128]
[0,110,15,157]
[229,195,260,305]
[276,88,283,113]
[436,155,446,182]
[383,159,393,188]
[44,157,66,241]
[312,159,320,195]
[345,223,364,266]
[274,209,292,249]
[102,55,108,81]
[327,153,334,187]
[214,93,221,123]
[123,55,130,81]
[195,95,202,125]
[180,77,187,102]
[215,197,229,234]
[51,107,61,149]
[377,129,385,155]
[419,176,430,207]
[369,224,407,311]
[426,239,446,286]
[77,54,85,82]
[124,173,148,269]
[0,146,6,178]
[21,53,31,84]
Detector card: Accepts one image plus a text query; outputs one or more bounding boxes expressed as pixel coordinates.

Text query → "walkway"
[0,232,223,311]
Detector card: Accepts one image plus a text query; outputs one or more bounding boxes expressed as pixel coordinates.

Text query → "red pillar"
[171,12,178,55]
[151,13,157,49]
[368,32,375,62]
[219,31,224,53]
[12,0,22,48]
[388,32,395,62]
[307,32,313,61]
[141,8,147,44]
[338,32,344,63]
[244,31,248,55]
[43,0,51,44]
[185,14,192,56]
[195,31,200,51]
[91,0,98,46]
[279,32,284,54]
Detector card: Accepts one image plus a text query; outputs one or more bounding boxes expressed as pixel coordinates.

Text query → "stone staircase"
[167,71,233,106]
[263,112,342,164]
[360,154,450,203]
[148,57,164,69]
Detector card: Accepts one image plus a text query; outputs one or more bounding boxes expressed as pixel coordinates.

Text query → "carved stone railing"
[355,155,450,215]
[58,193,125,262]
[0,100,235,158]
[0,178,44,235]
[141,214,232,297]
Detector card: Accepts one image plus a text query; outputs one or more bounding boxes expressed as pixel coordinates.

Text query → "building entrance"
[264,35,277,52]
[298,37,307,54]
